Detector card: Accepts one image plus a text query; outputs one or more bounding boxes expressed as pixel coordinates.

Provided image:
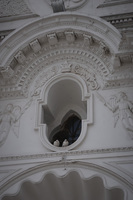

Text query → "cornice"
[0,146,133,162]
[97,0,132,8]
[101,12,133,29]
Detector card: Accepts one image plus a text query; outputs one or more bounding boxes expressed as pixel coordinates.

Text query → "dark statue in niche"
[52,114,82,147]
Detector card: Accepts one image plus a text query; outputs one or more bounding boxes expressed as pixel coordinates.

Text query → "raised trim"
[0,146,133,162]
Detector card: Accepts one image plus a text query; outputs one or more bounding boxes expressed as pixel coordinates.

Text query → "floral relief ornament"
[96,91,133,139]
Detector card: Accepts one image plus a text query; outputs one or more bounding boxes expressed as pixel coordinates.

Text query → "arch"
[0,13,121,99]
[0,13,121,67]
[0,12,121,66]
[0,161,130,200]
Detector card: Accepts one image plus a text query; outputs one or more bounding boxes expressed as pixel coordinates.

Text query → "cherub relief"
[0,98,33,147]
[96,91,133,138]
[0,104,20,146]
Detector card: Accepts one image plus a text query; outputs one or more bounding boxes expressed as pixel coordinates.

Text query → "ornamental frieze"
[32,62,99,97]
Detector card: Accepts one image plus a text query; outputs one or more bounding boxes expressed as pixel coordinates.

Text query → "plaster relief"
[0,98,33,147]
[32,61,99,96]
[96,91,133,138]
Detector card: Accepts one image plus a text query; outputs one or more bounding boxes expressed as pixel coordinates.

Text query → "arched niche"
[35,74,93,151]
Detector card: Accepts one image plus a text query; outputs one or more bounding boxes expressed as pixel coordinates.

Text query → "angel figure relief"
[0,98,33,147]
[96,91,133,138]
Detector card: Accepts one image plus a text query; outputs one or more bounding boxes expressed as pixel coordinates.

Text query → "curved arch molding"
[0,13,129,100]
[0,161,131,199]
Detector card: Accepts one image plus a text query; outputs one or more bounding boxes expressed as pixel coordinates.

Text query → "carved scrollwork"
[71,64,99,90]
[32,62,99,95]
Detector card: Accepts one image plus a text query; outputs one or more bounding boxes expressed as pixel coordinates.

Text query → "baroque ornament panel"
[0,14,132,100]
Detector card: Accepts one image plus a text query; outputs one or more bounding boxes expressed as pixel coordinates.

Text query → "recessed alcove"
[42,78,87,150]
[37,74,93,151]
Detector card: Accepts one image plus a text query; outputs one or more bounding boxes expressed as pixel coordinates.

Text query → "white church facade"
[0,0,133,199]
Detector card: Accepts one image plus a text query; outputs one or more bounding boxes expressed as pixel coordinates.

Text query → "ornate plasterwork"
[0,32,112,99]
[0,13,121,67]
[0,13,132,100]
[32,62,99,96]
[0,99,34,146]
[96,91,133,139]
[101,12,133,29]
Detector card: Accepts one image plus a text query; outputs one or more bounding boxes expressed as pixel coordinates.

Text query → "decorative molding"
[47,33,58,45]
[98,0,133,8]
[33,62,99,94]
[0,44,111,99]
[0,13,121,67]
[29,39,42,53]
[14,51,26,64]
[0,14,132,99]
[0,66,14,79]
[101,12,133,29]
[0,146,133,161]
[107,160,133,179]
[65,31,76,43]
[0,169,21,183]
[0,30,14,43]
